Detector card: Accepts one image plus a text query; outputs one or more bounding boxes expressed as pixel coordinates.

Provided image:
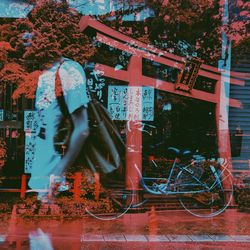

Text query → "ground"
[0,208,250,249]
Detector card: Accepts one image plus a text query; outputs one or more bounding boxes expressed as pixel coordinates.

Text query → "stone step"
[140,194,189,210]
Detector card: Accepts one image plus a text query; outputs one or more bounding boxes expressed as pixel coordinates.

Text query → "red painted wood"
[94,173,100,201]
[95,63,128,82]
[0,189,20,192]
[95,63,241,108]
[96,33,244,86]
[20,175,26,199]
[96,33,184,69]
[80,16,247,85]
[73,172,82,201]
[126,56,143,192]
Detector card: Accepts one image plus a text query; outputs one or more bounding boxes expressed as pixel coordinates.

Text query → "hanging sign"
[0,110,4,121]
[24,111,38,132]
[108,86,154,121]
[175,57,203,92]
[24,111,38,173]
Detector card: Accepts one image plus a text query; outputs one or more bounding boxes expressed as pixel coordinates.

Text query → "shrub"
[234,174,250,209]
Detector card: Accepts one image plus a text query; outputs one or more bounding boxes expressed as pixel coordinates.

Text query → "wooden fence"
[0,172,83,201]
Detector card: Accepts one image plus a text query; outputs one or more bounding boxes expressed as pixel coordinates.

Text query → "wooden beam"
[96,33,244,86]
[95,63,242,108]
[80,16,246,85]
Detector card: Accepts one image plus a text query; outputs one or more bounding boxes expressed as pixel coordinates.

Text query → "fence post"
[94,173,100,201]
[20,175,26,199]
[73,172,82,201]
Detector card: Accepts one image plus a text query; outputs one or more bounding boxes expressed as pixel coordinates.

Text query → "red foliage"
[12,70,42,99]
[0,63,25,83]
[0,41,13,51]
[0,42,14,70]
[0,63,26,96]
[0,138,6,169]
[103,0,249,64]
[0,0,248,100]
[0,0,95,99]
[19,0,95,68]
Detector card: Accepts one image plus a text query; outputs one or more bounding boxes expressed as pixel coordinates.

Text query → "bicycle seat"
[167,147,192,158]
[167,147,180,156]
[182,149,192,157]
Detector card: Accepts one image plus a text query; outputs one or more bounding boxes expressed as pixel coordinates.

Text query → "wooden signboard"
[175,58,203,92]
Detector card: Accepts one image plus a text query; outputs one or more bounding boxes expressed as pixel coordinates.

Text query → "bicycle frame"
[138,158,222,195]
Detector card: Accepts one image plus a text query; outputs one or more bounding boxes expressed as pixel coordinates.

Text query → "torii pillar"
[126,55,143,200]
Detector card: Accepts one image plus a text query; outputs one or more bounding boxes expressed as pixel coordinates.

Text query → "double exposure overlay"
[0,0,249,249]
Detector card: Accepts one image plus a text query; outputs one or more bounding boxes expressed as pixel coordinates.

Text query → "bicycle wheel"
[176,163,233,218]
[85,177,135,220]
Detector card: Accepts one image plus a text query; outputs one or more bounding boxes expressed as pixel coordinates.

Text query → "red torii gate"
[79,16,249,192]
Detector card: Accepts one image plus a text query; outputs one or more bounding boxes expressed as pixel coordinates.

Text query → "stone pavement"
[0,209,250,249]
[80,233,250,242]
[1,233,250,250]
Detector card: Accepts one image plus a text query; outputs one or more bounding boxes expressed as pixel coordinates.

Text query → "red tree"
[0,0,95,99]
[100,0,249,64]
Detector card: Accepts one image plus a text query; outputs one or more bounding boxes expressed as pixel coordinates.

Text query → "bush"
[0,137,6,169]
[0,168,116,217]
[234,174,250,209]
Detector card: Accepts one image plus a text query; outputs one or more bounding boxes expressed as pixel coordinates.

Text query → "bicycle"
[134,147,234,218]
[85,120,234,219]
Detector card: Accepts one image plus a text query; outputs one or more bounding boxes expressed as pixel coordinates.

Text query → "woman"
[29,57,90,202]
[12,0,95,202]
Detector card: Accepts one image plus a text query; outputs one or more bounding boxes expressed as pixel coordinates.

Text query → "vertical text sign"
[24,111,38,173]
[108,86,154,121]
[0,109,4,121]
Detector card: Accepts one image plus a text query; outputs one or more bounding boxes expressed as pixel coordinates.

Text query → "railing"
[0,172,83,201]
